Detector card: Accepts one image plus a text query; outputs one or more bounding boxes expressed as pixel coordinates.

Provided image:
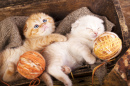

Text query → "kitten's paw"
[6,62,16,75]
[57,35,67,42]
[51,34,67,42]
[3,62,17,81]
[3,71,23,82]
[62,66,71,74]
[88,57,96,64]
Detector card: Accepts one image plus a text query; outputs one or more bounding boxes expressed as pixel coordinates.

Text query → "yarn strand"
[92,59,113,86]
[71,72,74,80]
[92,62,106,85]
[29,78,40,86]
[0,76,10,86]
[0,80,10,86]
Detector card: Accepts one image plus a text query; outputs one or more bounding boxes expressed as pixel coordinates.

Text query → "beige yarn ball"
[93,32,122,60]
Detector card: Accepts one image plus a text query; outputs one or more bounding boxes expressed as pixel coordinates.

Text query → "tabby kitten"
[41,15,105,86]
[0,13,67,82]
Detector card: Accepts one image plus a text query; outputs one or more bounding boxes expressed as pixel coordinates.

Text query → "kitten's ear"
[100,19,104,24]
[71,20,79,29]
[23,24,28,33]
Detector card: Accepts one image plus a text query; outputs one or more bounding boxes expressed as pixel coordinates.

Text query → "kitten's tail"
[40,71,53,86]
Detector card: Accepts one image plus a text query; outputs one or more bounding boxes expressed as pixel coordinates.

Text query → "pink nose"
[94,32,98,36]
[41,24,45,27]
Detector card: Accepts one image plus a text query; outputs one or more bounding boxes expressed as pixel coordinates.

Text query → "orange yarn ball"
[17,51,45,79]
[93,32,122,60]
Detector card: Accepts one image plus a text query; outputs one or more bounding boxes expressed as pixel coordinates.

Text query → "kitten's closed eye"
[87,28,93,32]
[98,28,101,31]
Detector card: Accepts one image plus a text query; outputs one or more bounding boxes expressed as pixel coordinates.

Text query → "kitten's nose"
[41,23,45,27]
[94,32,98,36]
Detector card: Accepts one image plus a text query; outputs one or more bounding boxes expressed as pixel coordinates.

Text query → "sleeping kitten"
[0,13,67,82]
[41,15,105,86]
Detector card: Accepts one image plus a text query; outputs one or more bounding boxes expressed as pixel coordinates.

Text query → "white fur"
[41,15,105,86]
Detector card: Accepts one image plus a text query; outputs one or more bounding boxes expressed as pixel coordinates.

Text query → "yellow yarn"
[92,32,122,86]
[94,32,122,60]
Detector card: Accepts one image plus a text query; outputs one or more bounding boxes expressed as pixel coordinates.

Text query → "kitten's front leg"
[3,62,23,82]
[31,34,67,51]
[72,44,96,64]
[81,47,96,64]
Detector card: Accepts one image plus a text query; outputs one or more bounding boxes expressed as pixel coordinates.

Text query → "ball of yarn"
[93,32,122,60]
[17,51,45,79]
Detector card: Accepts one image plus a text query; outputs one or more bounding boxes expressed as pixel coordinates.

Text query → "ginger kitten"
[0,13,66,82]
[41,15,105,86]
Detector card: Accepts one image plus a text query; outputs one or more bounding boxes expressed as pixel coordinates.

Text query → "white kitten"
[41,15,105,86]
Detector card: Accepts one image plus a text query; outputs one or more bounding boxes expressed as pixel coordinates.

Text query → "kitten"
[41,15,105,86]
[0,13,67,82]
